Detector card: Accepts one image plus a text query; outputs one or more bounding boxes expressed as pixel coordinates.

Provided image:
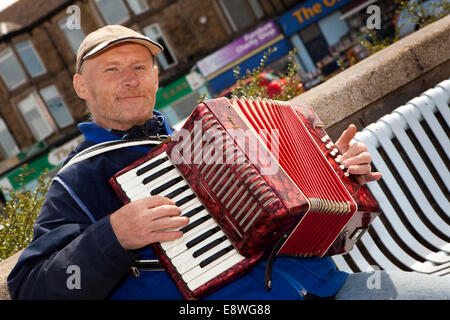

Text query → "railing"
[332,78,450,277]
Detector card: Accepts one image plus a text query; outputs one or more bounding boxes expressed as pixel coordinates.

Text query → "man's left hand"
[335,124,382,185]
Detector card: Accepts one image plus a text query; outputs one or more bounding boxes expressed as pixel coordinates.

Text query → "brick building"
[0,0,304,198]
[0,0,400,200]
[0,0,302,159]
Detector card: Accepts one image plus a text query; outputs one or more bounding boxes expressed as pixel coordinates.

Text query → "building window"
[59,17,86,54]
[298,23,330,64]
[17,92,56,141]
[218,0,264,32]
[40,85,74,129]
[95,0,130,25]
[0,48,27,90]
[0,118,20,159]
[126,0,149,15]
[143,24,177,70]
[15,40,46,78]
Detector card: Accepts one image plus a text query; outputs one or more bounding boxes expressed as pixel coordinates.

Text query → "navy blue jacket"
[7,111,348,300]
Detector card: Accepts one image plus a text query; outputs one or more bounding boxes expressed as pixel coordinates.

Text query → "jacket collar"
[78,110,172,144]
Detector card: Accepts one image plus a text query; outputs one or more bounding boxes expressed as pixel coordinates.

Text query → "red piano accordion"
[109,97,380,299]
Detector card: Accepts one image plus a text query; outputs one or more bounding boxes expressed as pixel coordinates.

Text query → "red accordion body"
[110,97,380,299]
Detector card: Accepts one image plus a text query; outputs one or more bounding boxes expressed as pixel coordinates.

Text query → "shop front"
[278,0,363,88]
[196,19,291,95]
[155,71,212,129]
[0,135,83,201]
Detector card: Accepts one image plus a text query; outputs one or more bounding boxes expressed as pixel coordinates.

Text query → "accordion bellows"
[110,97,380,299]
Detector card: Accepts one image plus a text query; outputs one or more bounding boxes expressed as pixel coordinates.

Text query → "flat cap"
[76,25,163,73]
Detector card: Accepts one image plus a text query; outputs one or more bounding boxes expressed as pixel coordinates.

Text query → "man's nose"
[122,68,139,87]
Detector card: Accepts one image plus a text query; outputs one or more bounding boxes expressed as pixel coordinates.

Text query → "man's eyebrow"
[101,58,151,66]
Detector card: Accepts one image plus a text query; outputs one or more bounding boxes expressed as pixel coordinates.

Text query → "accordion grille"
[169,111,280,243]
[234,98,354,212]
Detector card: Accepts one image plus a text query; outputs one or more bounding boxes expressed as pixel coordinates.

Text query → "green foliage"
[359,29,400,55]
[360,0,449,55]
[395,0,450,29]
[0,166,50,261]
[230,47,304,101]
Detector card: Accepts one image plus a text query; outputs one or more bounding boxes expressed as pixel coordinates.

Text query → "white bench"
[332,78,450,277]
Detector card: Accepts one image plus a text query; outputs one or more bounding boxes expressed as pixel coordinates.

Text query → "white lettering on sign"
[48,136,84,166]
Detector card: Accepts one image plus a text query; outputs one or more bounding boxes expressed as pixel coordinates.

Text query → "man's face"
[73,42,159,130]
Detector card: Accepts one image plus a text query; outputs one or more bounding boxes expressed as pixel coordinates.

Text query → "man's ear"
[153,65,159,91]
[73,73,89,100]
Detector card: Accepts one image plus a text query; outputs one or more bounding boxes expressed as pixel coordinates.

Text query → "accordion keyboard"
[115,152,245,291]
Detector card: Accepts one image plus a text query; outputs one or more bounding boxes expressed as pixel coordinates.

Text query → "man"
[7,25,448,300]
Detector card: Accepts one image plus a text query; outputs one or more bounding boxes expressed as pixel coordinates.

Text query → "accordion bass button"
[318,199,325,212]
[326,200,333,213]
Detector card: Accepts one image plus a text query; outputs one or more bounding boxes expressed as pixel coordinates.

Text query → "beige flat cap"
[76,25,163,73]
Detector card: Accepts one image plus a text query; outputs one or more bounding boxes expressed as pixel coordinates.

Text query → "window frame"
[0,117,20,159]
[14,39,47,78]
[218,0,263,32]
[39,85,75,129]
[142,23,178,71]
[125,0,150,15]
[58,17,86,54]
[94,0,131,25]
[0,47,27,91]
[16,91,57,142]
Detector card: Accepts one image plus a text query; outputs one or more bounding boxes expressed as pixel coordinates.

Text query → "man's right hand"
[109,196,189,250]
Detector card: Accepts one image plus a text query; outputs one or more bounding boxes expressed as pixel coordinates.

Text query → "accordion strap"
[59,137,165,173]
[265,233,289,291]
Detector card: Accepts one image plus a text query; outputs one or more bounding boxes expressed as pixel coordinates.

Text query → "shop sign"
[17,141,47,161]
[0,135,83,193]
[156,76,193,109]
[48,135,84,166]
[278,0,352,36]
[196,20,281,78]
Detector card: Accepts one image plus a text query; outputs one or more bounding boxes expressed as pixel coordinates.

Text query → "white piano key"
[125,169,177,199]
[126,184,150,201]
[171,188,194,203]
[179,198,203,212]
[157,180,189,197]
[171,230,227,270]
[120,159,173,191]
[186,251,245,291]
[126,168,180,200]
[164,222,218,259]
[182,240,234,281]
[116,152,168,185]
[160,210,213,251]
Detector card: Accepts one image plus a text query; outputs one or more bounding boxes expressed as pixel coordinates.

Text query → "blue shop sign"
[278,0,353,36]
[208,37,290,94]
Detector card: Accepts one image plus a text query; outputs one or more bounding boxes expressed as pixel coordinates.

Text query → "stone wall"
[292,14,450,141]
[0,15,449,300]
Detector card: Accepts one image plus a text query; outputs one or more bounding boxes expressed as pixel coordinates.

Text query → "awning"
[339,0,379,20]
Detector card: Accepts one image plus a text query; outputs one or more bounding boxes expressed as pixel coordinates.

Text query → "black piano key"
[182,206,204,218]
[199,245,234,268]
[142,166,174,185]
[186,226,221,249]
[175,193,196,207]
[151,176,183,195]
[164,184,191,199]
[192,235,227,258]
[179,215,211,234]
[136,158,168,176]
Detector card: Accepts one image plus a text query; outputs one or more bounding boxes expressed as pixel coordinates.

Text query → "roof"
[0,0,73,38]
